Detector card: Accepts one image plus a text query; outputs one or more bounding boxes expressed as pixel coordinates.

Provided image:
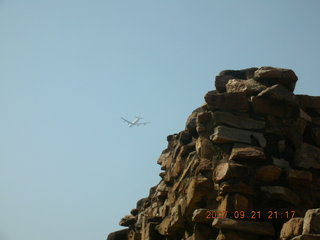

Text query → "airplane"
[121,115,151,127]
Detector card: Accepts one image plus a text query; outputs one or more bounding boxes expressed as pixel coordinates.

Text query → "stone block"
[212,111,265,130]
[287,169,313,186]
[251,95,298,118]
[119,215,136,227]
[219,182,254,196]
[258,84,298,105]
[107,229,129,240]
[292,234,320,240]
[212,218,275,236]
[210,125,266,147]
[272,157,291,170]
[192,208,212,223]
[311,128,320,146]
[297,95,320,109]
[215,67,258,92]
[253,66,298,91]
[255,165,282,182]
[303,208,320,234]
[229,143,266,162]
[213,162,248,183]
[260,186,300,206]
[280,218,304,240]
[196,137,215,159]
[226,78,267,95]
[205,91,249,112]
[234,193,250,212]
[294,143,320,170]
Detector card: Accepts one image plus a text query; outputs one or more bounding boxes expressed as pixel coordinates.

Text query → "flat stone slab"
[213,162,248,183]
[258,84,298,105]
[292,235,320,240]
[256,165,282,182]
[260,186,300,206]
[297,95,320,109]
[251,95,299,118]
[294,143,320,170]
[280,217,304,240]
[303,208,320,235]
[226,78,267,95]
[205,91,249,112]
[192,208,212,223]
[212,218,275,236]
[229,143,266,161]
[210,125,266,147]
[212,111,265,130]
[253,66,298,91]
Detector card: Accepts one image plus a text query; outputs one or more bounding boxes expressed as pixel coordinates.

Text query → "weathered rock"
[303,208,320,234]
[107,229,129,240]
[192,208,212,223]
[229,143,266,161]
[253,66,298,91]
[251,95,299,118]
[226,78,267,95]
[205,91,249,112]
[272,157,291,170]
[213,162,248,183]
[210,125,266,147]
[255,165,282,182]
[217,194,233,212]
[294,143,320,170]
[212,111,265,130]
[128,230,141,240]
[196,137,215,159]
[234,193,250,212]
[287,169,313,186]
[261,186,300,206]
[297,95,320,109]
[312,117,320,126]
[185,177,214,216]
[311,128,320,146]
[219,182,255,196]
[292,234,320,240]
[300,109,312,122]
[216,229,260,240]
[215,67,258,93]
[212,218,275,236]
[280,218,304,240]
[258,84,298,105]
[110,67,320,240]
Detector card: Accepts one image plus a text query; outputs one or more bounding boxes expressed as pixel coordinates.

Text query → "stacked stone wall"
[108,67,320,240]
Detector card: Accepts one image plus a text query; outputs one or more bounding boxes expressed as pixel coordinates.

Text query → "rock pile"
[107,67,320,240]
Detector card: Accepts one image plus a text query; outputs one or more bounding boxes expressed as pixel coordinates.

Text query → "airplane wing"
[121,117,133,124]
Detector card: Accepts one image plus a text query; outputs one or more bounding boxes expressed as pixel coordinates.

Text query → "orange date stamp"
[206,210,296,220]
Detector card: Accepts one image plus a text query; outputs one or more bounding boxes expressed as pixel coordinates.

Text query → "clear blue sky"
[0,1,319,240]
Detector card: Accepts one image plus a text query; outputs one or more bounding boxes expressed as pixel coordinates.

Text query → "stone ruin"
[107,67,320,240]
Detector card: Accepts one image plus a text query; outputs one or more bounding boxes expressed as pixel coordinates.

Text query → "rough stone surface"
[303,209,320,234]
[210,125,266,147]
[255,165,282,182]
[229,143,266,161]
[260,186,300,206]
[294,143,320,169]
[253,66,298,91]
[205,91,249,112]
[107,229,129,240]
[280,218,304,240]
[226,78,267,95]
[212,218,275,236]
[212,111,265,130]
[108,67,320,240]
